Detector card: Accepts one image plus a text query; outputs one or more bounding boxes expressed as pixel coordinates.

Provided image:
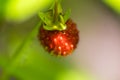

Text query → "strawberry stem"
[53,0,58,23]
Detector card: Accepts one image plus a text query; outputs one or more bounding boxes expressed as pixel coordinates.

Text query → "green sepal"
[38,10,53,25]
[59,14,65,24]
[39,10,67,31]
[64,9,71,22]
[43,22,66,31]
[38,0,70,31]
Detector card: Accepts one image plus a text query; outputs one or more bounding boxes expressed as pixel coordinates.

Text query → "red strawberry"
[38,19,79,56]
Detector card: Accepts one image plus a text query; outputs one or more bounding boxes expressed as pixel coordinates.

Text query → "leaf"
[5,0,55,21]
[64,9,71,22]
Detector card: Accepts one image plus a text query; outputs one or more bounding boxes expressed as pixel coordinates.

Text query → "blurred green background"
[0,0,120,80]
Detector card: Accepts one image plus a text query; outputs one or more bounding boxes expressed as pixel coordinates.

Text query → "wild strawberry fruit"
[38,19,79,56]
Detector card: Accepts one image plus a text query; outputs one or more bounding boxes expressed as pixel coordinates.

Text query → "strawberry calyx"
[38,0,71,31]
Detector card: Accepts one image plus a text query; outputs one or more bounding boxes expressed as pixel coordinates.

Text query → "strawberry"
[38,0,79,56]
[38,19,79,56]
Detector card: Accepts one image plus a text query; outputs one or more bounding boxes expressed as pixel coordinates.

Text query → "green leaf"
[5,0,55,21]
[64,9,71,22]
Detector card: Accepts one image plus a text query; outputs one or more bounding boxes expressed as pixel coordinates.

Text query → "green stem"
[2,21,42,79]
[53,0,58,23]
[11,21,42,62]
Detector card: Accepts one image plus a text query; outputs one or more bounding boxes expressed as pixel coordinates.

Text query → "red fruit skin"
[38,19,79,56]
